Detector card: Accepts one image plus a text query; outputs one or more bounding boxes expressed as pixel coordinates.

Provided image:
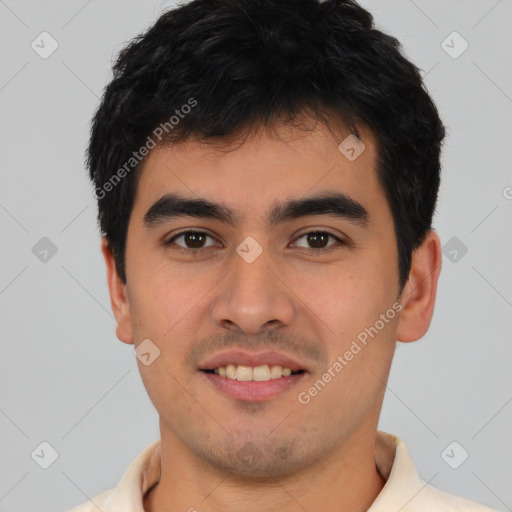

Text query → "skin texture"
[101,120,442,512]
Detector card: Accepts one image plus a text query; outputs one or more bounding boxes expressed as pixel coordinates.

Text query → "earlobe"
[100,237,134,345]
[395,230,442,343]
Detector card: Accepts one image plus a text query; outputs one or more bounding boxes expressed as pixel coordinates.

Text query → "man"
[68,0,497,510]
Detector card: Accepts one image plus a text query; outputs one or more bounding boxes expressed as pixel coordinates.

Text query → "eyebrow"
[142,191,370,230]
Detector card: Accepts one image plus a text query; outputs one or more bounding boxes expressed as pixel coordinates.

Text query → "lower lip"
[200,371,307,402]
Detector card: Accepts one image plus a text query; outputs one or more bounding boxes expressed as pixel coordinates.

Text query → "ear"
[395,230,442,343]
[100,237,134,345]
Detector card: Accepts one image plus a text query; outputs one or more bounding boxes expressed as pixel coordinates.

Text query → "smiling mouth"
[201,364,305,382]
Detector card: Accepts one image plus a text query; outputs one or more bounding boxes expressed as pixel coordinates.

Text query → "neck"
[143,426,387,512]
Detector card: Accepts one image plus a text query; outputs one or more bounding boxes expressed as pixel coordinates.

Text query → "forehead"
[132,121,384,224]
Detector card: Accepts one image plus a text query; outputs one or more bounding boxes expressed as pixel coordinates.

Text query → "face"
[104,120,432,478]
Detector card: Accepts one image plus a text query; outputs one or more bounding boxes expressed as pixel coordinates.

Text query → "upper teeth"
[213,364,294,381]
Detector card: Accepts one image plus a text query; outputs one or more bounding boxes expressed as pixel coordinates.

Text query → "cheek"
[129,264,209,338]
[293,254,398,367]
[293,258,391,333]
[127,266,218,387]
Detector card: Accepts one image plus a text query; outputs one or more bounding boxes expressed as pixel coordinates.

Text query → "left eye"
[292,231,343,251]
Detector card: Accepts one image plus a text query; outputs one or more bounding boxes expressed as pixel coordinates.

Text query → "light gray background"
[0,0,511,511]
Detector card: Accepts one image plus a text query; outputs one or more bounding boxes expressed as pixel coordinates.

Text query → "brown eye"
[305,232,330,249]
[181,232,207,249]
[293,231,342,252]
[166,231,217,251]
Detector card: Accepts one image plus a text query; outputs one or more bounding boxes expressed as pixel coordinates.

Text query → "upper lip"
[198,350,308,372]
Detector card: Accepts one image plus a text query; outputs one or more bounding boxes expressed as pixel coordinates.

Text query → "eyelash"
[163,230,346,257]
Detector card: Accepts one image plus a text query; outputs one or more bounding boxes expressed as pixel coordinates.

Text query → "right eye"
[164,231,219,254]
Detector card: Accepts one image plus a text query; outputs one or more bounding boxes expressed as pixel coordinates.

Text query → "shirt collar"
[369,430,429,511]
[110,430,427,512]
[111,437,161,512]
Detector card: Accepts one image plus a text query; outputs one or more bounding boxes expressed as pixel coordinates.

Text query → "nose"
[209,242,295,335]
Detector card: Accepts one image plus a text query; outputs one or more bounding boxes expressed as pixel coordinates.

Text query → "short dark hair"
[87,0,445,292]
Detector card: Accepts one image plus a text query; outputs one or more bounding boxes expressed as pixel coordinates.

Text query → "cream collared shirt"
[66,431,498,512]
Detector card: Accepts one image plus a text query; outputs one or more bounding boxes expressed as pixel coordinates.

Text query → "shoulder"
[61,439,161,512]
[415,482,499,511]
[374,431,498,512]
[63,487,115,512]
